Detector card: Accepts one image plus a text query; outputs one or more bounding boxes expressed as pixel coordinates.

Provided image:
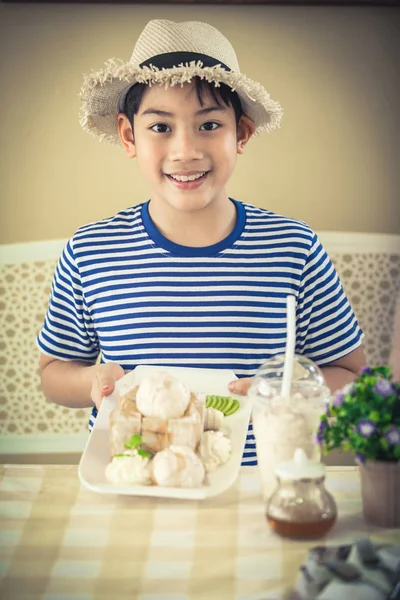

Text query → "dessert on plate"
[105,370,233,488]
[110,370,205,455]
[199,431,233,473]
[105,447,152,485]
[152,445,205,487]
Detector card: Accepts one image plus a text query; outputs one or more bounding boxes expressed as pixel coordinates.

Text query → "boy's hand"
[91,362,125,410]
[228,377,253,396]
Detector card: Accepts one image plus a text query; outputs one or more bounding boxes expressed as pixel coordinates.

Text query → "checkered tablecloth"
[0,465,399,600]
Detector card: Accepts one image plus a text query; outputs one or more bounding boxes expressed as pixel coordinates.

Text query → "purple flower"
[332,391,345,406]
[373,379,394,398]
[356,452,366,464]
[361,367,373,375]
[384,426,400,446]
[343,382,357,397]
[316,420,328,445]
[356,419,377,438]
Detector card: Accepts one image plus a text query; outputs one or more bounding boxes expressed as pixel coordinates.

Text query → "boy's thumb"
[99,377,115,396]
[228,377,253,396]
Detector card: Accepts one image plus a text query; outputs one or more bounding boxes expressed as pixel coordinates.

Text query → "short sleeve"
[295,233,363,365]
[37,239,99,362]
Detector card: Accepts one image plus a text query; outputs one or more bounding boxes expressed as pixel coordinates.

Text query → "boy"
[37,19,366,465]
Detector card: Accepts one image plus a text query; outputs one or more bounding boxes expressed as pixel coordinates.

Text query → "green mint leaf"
[137,448,152,458]
[124,433,142,450]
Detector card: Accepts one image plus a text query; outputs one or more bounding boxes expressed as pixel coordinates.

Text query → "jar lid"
[274,448,325,480]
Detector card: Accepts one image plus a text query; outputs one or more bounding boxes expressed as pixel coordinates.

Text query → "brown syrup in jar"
[267,515,336,540]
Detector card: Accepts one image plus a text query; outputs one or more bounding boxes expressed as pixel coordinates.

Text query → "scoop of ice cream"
[199,431,232,473]
[136,371,191,420]
[105,450,152,485]
[204,407,224,431]
[152,445,205,488]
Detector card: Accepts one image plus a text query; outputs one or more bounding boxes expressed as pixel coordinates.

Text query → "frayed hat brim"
[79,58,283,145]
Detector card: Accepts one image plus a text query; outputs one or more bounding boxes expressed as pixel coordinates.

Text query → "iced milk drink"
[248,356,330,500]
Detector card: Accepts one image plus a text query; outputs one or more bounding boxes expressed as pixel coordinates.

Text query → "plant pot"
[358,459,400,527]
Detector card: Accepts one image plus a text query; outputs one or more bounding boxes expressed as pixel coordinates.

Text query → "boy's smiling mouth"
[165,170,209,190]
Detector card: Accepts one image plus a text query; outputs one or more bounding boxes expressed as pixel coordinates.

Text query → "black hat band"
[139,52,231,72]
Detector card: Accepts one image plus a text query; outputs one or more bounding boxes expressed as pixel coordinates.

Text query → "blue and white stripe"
[37,200,363,465]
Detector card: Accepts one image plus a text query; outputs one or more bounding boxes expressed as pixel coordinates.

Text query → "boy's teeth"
[170,172,205,182]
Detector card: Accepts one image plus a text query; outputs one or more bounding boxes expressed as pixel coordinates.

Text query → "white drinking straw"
[281,294,297,398]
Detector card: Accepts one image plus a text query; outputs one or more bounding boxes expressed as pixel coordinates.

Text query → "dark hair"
[123,77,243,133]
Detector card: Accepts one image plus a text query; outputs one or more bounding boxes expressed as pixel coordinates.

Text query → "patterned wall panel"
[0,247,399,438]
[331,253,400,367]
[0,261,91,436]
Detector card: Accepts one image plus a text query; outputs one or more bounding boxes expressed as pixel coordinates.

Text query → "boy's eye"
[150,124,171,133]
[200,122,219,132]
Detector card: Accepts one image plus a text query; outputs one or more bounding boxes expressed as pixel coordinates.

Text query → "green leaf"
[124,433,142,450]
[114,453,130,458]
[369,411,380,423]
[137,448,152,459]
[380,437,389,451]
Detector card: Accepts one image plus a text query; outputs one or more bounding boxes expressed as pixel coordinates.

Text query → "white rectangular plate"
[78,365,251,500]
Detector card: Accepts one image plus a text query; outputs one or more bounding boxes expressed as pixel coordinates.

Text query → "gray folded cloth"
[289,538,400,600]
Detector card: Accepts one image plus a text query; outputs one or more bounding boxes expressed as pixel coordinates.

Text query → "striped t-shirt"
[37,199,363,465]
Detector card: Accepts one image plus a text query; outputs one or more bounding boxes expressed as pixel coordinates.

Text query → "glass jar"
[248,354,330,499]
[266,449,337,540]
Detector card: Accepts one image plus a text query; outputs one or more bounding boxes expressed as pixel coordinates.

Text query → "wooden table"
[0,465,399,600]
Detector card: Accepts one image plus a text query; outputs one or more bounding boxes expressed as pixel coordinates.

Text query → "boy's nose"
[168,130,204,162]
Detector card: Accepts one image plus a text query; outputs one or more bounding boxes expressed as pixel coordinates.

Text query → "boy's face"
[118,82,255,215]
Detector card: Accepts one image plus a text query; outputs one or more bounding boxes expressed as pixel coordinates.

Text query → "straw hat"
[79,19,283,145]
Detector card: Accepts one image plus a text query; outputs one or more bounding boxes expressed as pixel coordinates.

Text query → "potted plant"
[317,366,400,527]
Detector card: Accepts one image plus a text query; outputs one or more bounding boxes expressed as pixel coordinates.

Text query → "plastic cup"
[248,354,330,500]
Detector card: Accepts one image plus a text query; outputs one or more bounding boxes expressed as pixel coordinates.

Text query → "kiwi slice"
[218,397,229,413]
[217,397,230,414]
[205,395,216,409]
[205,395,240,416]
[225,399,240,416]
[205,395,226,413]
[211,396,221,411]
[220,397,234,415]
[213,396,224,410]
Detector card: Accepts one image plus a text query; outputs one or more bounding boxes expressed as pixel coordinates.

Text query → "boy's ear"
[237,115,257,155]
[117,113,136,158]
